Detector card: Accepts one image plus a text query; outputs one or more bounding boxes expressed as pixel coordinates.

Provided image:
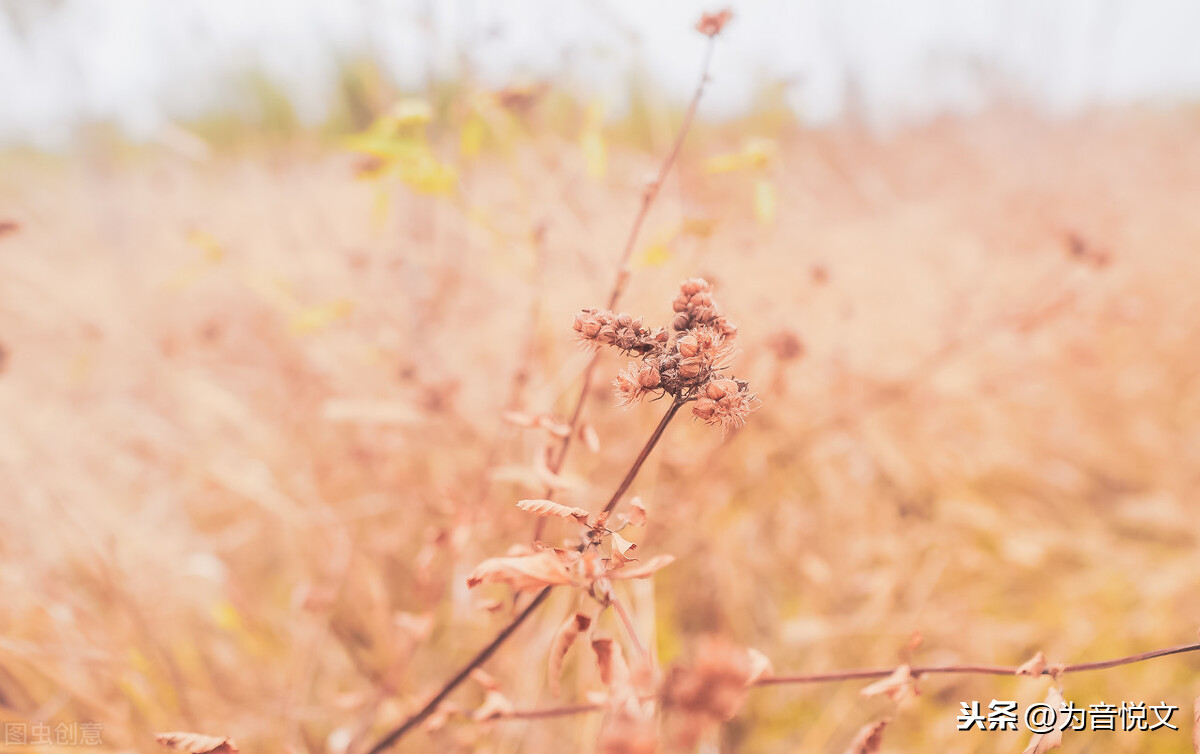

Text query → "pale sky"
[3,0,1200,148]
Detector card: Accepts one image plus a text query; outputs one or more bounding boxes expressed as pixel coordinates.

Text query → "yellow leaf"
[460,114,485,158]
[210,601,242,632]
[580,102,607,179]
[186,230,224,262]
[754,178,777,225]
[635,241,671,269]
[397,154,457,195]
[705,136,777,174]
[371,188,389,230]
[288,299,354,335]
[382,98,434,128]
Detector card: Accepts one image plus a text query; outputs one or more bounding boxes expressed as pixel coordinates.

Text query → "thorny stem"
[363,586,553,754]
[533,36,718,542]
[454,641,1200,725]
[758,641,1200,684]
[602,398,685,518]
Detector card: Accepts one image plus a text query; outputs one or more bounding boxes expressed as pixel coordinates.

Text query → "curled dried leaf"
[745,647,774,685]
[608,553,675,580]
[1021,686,1064,754]
[533,446,574,488]
[535,415,572,437]
[423,704,462,733]
[470,668,501,691]
[627,497,647,527]
[580,424,601,453]
[466,551,573,591]
[1016,651,1047,677]
[860,665,919,705]
[592,637,631,689]
[154,733,239,754]
[501,410,538,428]
[609,531,638,564]
[473,689,515,722]
[844,718,890,754]
[548,613,593,696]
[516,498,590,521]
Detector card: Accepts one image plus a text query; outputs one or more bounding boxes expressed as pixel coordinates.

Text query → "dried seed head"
[636,365,662,389]
[695,9,733,37]
[575,308,664,355]
[613,362,661,406]
[692,378,759,432]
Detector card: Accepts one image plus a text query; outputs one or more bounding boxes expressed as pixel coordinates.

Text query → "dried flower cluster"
[574,278,759,431]
[694,9,733,37]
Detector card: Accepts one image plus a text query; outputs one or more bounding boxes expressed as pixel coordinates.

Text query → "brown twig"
[532,35,718,542]
[444,641,1200,726]
[758,641,1200,684]
[363,586,553,754]
[601,398,685,518]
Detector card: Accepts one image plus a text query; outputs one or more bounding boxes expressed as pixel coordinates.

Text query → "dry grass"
[3,105,1200,752]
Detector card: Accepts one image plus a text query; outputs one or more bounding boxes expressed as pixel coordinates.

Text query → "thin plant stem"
[363,396,684,752]
[755,641,1200,685]
[450,641,1200,726]
[601,398,684,518]
[610,592,649,665]
[363,586,553,754]
[532,36,718,542]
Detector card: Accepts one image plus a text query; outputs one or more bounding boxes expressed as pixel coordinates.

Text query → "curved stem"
[363,587,554,754]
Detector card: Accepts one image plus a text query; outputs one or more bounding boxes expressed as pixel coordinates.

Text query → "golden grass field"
[2,103,1200,752]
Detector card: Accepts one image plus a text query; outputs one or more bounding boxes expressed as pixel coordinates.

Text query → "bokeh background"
[3,2,1200,752]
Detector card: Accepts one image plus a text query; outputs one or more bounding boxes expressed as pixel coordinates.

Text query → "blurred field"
[3,104,1200,753]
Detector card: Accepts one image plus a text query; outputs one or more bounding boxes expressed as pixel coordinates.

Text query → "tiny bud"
[637,366,661,389]
[692,398,717,421]
[678,335,699,358]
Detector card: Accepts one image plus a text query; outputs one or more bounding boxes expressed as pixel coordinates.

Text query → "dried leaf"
[466,551,573,591]
[533,446,574,489]
[548,613,593,696]
[535,415,572,437]
[609,532,638,564]
[860,665,919,705]
[1022,686,1064,754]
[580,424,601,453]
[626,497,647,527]
[516,498,589,521]
[473,689,515,721]
[1192,696,1200,754]
[592,637,631,689]
[745,648,774,685]
[155,733,239,754]
[906,631,923,654]
[423,703,462,733]
[503,412,570,437]
[1016,651,1047,677]
[501,410,539,428]
[470,668,501,691]
[608,554,675,580]
[844,718,890,754]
